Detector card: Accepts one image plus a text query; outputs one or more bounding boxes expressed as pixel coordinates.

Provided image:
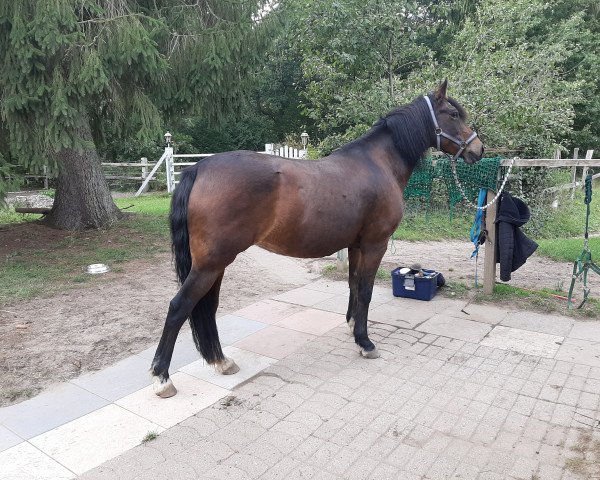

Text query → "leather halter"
[423,95,478,162]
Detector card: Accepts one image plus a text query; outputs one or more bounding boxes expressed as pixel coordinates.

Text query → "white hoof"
[153,377,177,398]
[348,318,355,332]
[215,357,240,375]
[360,347,380,359]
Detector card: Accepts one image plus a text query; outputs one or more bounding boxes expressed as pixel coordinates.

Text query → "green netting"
[404,157,435,202]
[404,156,503,215]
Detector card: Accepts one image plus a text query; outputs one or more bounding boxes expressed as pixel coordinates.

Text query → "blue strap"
[470,189,487,259]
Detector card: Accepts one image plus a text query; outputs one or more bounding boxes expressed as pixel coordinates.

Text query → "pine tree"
[0,0,268,229]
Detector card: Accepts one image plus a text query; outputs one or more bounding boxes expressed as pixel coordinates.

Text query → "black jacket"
[495,192,538,281]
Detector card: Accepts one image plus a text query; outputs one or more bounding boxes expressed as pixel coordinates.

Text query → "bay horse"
[151,80,484,397]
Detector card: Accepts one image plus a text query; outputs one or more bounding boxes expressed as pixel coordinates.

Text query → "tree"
[0,0,270,229]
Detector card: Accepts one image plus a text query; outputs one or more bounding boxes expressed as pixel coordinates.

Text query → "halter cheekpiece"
[423,95,478,162]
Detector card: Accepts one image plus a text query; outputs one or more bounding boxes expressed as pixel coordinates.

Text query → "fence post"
[336,248,349,272]
[582,150,594,189]
[483,188,498,295]
[265,144,274,155]
[43,165,48,189]
[140,157,149,194]
[571,148,579,199]
[165,147,174,193]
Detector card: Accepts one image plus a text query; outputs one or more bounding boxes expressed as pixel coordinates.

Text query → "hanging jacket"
[495,192,538,281]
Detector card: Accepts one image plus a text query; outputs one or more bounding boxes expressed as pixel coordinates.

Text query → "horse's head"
[424,80,484,164]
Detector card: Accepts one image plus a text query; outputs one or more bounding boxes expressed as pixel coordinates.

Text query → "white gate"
[135,137,308,195]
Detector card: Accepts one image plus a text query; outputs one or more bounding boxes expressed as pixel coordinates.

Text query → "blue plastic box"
[391,267,439,301]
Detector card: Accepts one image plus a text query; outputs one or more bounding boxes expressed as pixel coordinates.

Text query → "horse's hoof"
[347,318,355,333]
[360,347,380,359]
[215,357,240,375]
[153,377,177,398]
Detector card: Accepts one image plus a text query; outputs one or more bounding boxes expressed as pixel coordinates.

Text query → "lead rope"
[449,156,518,210]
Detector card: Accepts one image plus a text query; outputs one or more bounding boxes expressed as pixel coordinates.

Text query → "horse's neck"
[372,131,425,189]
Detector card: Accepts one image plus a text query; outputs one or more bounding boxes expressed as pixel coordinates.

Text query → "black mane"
[375,95,435,167]
[339,95,435,168]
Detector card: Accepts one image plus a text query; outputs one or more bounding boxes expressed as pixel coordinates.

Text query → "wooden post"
[483,189,498,295]
[582,150,594,188]
[571,148,579,199]
[336,248,348,272]
[43,165,49,190]
[140,157,149,194]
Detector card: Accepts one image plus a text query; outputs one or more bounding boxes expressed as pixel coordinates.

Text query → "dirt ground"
[1,236,598,407]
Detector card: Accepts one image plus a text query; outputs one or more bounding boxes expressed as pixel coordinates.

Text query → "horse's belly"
[257,226,353,259]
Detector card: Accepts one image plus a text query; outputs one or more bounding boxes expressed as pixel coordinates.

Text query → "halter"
[423,94,517,211]
[423,95,478,162]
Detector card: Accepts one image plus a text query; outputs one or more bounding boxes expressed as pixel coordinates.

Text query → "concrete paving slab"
[276,308,345,336]
[0,442,75,480]
[0,425,23,453]
[136,333,201,371]
[272,287,337,307]
[29,404,163,475]
[235,300,303,325]
[115,372,229,429]
[180,346,277,390]
[368,302,436,329]
[217,314,268,345]
[417,314,492,343]
[233,325,316,359]
[501,311,573,337]
[70,353,153,402]
[568,321,600,342]
[482,325,563,358]
[556,338,600,367]
[0,383,110,439]
[312,295,349,315]
[444,303,509,326]
[304,280,349,295]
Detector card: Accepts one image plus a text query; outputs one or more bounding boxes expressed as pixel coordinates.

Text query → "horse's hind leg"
[353,242,388,359]
[194,272,239,376]
[346,247,361,332]
[150,268,221,397]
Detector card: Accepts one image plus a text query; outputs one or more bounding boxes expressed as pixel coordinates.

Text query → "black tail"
[169,166,224,364]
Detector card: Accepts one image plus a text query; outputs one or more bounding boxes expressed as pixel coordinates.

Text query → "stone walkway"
[2,279,600,479]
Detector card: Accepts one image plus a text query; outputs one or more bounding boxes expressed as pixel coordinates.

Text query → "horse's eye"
[451,111,459,119]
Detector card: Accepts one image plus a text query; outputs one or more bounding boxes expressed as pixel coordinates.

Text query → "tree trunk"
[44,121,122,230]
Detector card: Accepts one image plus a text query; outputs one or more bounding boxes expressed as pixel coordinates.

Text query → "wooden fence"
[482,150,599,295]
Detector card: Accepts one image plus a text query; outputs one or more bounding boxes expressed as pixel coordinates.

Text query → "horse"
[150,80,484,397]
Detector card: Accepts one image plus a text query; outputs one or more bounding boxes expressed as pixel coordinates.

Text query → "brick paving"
[81,309,600,480]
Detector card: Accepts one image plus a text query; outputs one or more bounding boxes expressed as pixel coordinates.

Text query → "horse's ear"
[435,79,448,100]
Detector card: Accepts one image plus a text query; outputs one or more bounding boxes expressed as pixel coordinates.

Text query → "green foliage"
[0,0,272,191]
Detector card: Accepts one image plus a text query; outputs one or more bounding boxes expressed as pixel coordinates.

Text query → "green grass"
[537,237,600,263]
[477,283,600,318]
[114,194,171,215]
[393,209,474,241]
[1,213,170,306]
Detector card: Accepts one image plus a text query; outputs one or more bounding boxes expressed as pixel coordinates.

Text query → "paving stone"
[556,338,600,367]
[417,315,492,343]
[0,383,109,439]
[481,326,563,358]
[501,311,573,336]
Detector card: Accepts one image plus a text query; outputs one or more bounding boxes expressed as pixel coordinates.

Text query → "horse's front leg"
[346,246,361,332]
[353,242,388,358]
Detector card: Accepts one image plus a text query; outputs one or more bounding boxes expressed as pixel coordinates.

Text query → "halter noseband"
[423,95,478,162]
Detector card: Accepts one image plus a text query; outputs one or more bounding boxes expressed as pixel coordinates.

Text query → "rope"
[449,156,517,210]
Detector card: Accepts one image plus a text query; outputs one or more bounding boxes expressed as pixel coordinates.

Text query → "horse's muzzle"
[463,141,484,164]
